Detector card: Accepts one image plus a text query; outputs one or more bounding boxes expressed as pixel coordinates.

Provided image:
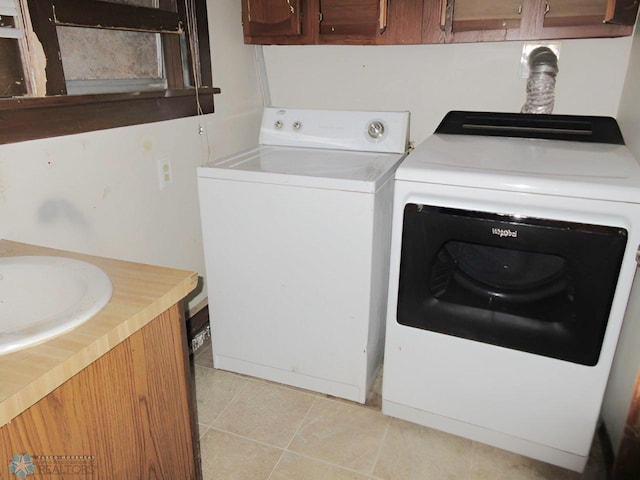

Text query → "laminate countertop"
[0,240,198,428]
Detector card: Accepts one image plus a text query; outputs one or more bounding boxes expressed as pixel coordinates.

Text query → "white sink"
[0,255,113,355]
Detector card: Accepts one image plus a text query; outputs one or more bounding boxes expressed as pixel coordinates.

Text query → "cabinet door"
[424,0,638,44]
[379,0,424,44]
[542,0,636,27]
[424,0,524,43]
[242,0,316,44]
[319,0,387,44]
[606,0,640,24]
[539,0,638,39]
[451,0,522,32]
[0,305,200,479]
[244,0,301,36]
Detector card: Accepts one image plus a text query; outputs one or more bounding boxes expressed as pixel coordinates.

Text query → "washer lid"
[198,146,406,193]
[397,133,640,203]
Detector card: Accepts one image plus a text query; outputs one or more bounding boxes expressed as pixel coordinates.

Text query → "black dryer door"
[396,204,627,366]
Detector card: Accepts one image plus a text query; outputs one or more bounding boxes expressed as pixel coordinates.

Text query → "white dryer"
[382,111,640,471]
[198,107,409,403]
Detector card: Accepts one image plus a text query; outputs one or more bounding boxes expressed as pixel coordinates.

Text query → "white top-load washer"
[382,111,640,472]
[198,107,409,403]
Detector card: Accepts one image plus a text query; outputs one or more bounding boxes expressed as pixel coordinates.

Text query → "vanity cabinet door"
[242,0,317,44]
[0,305,201,479]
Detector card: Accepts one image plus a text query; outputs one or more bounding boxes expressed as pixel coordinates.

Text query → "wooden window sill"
[0,87,221,145]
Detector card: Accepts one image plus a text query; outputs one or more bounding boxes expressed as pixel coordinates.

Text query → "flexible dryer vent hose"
[521,46,559,114]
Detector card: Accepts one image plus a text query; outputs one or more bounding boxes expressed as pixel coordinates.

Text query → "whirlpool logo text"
[491,227,518,238]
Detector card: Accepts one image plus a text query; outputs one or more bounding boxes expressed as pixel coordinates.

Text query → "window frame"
[0,0,219,145]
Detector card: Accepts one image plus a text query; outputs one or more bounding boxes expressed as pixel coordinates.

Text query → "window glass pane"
[0,37,26,97]
[435,241,567,298]
[58,27,162,80]
[57,26,166,94]
[0,14,15,28]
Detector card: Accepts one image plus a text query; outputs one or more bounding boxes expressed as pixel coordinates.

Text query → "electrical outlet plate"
[520,42,561,78]
[157,158,173,189]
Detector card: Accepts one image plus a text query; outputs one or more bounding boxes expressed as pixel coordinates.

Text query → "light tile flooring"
[193,341,607,480]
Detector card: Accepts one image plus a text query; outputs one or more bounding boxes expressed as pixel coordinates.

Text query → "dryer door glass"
[396,204,627,366]
[436,241,568,303]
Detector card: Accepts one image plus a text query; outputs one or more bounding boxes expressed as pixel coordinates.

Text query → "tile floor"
[193,341,607,480]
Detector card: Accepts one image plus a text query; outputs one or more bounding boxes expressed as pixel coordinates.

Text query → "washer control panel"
[260,107,410,153]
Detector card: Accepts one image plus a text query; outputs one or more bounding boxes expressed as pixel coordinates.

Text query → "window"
[0,0,27,97]
[0,0,218,144]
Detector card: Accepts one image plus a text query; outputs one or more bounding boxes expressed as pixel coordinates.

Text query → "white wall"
[264,37,632,144]
[0,0,263,313]
[602,22,640,453]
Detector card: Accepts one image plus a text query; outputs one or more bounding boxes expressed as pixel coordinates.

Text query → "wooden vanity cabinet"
[0,304,201,479]
[425,0,638,44]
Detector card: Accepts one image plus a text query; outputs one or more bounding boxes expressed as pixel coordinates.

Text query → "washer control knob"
[292,121,302,131]
[368,121,385,139]
[274,120,283,129]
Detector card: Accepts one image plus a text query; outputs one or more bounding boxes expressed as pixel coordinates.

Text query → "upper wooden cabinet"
[426,0,639,43]
[241,0,424,45]
[242,0,639,45]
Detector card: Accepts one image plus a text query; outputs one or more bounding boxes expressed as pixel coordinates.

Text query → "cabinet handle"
[440,0,453,31]
[286,0,294,15]
[379,0,388,33]
[440,0,448,28]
